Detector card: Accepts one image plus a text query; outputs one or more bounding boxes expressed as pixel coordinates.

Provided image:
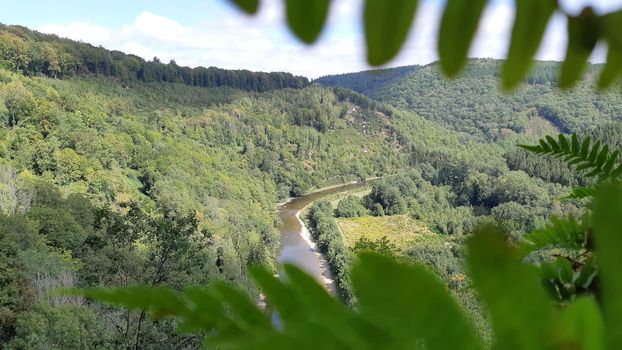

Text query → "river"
[276,180,374,293]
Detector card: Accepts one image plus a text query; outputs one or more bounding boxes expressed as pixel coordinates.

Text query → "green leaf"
[593,182,622,349]
[285,0,330,44]
[79,286,187,315]
[282,264,368,349]
[553,297,605,350]
[517,144,541,153]
[589,141,601,163]
[560,9,600,88]
[559,134,570,153]
[603,150,619,174]
[571,134,581,154]
[352,253,482,350]
[596,144,609,167]
[228,0,260,14]
[249,267,304,327]
[364,0,419,66]
[601,10,622,49]
[581,136,591,159]
[563,187,596,199]
[502,0,557,89]
[599,10,622,88]
[546,135,560,153]
[179,287,228,333]
[540,139,552,152]
[212,282,272,331]
[598,44,622,89]
[438,0,487,77]
[518,215,588,256]
[576,162,595,172]
[468,227,554,350]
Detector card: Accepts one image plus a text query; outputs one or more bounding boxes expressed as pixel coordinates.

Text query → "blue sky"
[1,0,619,78]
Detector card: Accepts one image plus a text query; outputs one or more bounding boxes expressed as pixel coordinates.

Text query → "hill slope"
[318,59,622,141]
[315,65,420,96]
[1,25,619,349]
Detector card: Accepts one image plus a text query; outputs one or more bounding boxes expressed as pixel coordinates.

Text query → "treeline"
[307,200,354,303]
[0,24,309,92]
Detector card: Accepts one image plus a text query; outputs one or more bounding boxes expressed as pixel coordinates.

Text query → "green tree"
[335,195,367,218]
[2,81,35,127]
[6,305,103,350]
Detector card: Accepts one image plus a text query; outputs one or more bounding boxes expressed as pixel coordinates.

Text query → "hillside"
[318,59,622,141]
[315,65,420,96]
[1,25,620,349]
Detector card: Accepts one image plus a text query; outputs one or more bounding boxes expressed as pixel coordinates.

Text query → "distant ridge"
[315,65,420,95]
[316,59,620,140]
[0,23,309,92]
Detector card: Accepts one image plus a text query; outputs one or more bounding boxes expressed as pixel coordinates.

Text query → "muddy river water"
[276,180,373,293]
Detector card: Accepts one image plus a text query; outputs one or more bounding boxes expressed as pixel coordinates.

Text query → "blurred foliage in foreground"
[76,181,622,349]
[230,0,622,90]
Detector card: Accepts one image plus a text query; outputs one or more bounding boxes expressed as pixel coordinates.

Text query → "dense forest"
[317,60,621,139]
[315,65,419,96]
[0,24,621,349]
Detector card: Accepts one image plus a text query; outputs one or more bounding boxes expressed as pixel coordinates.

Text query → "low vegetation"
[337,214,433,251]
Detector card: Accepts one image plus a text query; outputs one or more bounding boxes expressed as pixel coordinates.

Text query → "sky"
[1,0,621,78]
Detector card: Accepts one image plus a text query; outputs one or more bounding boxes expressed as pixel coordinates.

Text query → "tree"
[0,32,29,72]
[41,43,60,78]
[6,305,102,350]
[365,182,406,215]
[2,81,35,127]
[335,196,367,218]
[352,236,397,256]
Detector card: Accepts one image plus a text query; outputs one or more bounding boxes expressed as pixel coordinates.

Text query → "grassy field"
[336,214,443,251]
[300,183,450,255]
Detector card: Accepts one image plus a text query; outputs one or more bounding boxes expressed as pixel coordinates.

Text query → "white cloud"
[35,0,619,78]
[37,22,113,44]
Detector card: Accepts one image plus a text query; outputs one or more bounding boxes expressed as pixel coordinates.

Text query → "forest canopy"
[0,8,621,348]
[0,24,309,92]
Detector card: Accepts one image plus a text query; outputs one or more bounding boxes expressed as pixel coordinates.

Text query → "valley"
[0,23,620,349]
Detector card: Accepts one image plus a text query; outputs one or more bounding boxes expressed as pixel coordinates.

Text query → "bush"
[335,196,367,218]
[364,182,406,215]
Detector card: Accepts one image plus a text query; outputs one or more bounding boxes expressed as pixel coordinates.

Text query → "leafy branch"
[519,134,622,184]
[518,214,591,258]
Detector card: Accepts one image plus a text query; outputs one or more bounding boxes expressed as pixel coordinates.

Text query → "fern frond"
[519,134,622,182]
[562,187,596,200]
[518,214,591,258]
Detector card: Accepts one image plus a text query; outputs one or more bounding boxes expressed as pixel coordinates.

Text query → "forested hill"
[315,65,419,95]
[3,22,622,349]
[318,59,621,141]
[0,24,309,92]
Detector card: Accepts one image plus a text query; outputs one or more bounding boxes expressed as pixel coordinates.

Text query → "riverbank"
[276,179,378,294]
